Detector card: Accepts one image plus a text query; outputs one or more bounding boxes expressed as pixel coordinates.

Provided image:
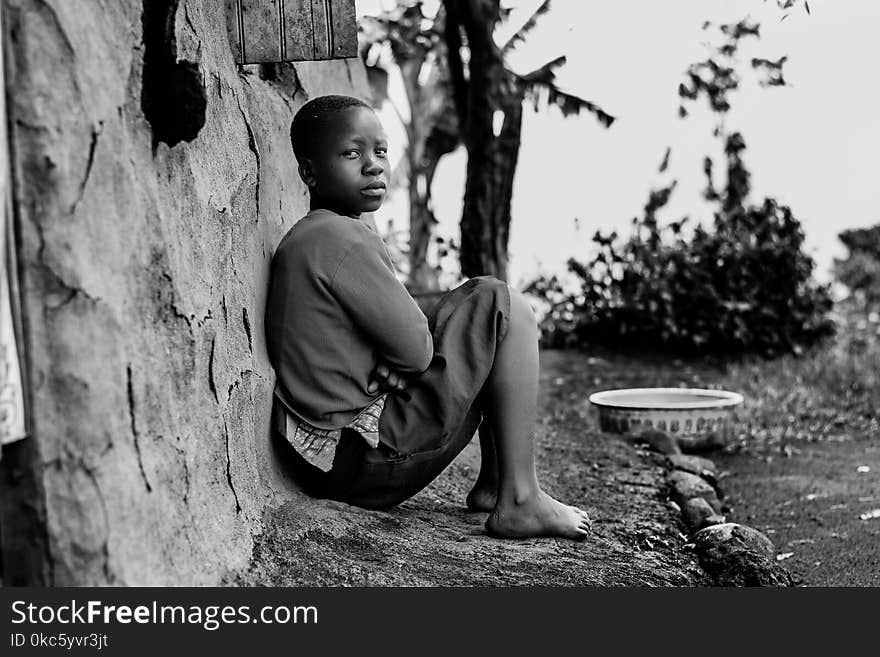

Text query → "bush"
[834,225,880,305]
[526,135,835,356]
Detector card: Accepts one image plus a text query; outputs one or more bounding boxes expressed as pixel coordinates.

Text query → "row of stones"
[632,428,795,586]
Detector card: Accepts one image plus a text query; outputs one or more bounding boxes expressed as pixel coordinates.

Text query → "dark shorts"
[284,276,511,509]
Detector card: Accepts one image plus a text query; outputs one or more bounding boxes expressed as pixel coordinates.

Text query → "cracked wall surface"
[2,0,369,585]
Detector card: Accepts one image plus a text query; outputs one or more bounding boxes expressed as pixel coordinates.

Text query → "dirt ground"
[716,435,880,586]
[232,350,709,586]
[711,308,880,586]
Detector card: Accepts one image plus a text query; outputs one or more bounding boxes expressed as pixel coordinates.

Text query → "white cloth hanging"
[1,6,27,450]
[1,199,26,448]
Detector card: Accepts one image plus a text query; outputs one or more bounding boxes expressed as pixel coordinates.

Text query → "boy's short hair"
[290,94,372,162]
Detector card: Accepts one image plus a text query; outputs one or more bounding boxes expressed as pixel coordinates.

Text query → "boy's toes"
[574,513,592,531]
[570,506,592,521]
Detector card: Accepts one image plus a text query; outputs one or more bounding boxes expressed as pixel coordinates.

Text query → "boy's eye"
[342,150,359,159]
[375,148,388,158]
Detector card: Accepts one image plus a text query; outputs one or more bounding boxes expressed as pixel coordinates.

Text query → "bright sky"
[356,0,880,286]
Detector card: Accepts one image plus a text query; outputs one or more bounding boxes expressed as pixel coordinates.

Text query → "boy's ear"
[298,160,316,188]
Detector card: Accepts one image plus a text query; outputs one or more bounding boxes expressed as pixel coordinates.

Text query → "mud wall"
[2,0,369,585]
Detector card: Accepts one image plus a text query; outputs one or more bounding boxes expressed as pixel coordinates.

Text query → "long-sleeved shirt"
[265,208,433,444]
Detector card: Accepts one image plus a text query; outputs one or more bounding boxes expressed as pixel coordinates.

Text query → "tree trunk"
[392,18,457,293]
[394,54,435,292]
[444,0,519,281]
[406,157,440,292]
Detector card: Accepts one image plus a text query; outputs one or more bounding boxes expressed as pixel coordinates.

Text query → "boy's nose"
[363,156,384,176]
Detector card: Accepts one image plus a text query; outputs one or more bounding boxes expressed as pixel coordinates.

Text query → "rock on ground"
[668,471,722,513]
[681,497,724,532]
[667,454,718,479]
[630,428,681,456]
[679,431,728,454]
[694,523,794,586]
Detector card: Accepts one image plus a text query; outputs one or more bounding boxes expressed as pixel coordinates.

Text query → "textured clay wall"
[3,0,369,584]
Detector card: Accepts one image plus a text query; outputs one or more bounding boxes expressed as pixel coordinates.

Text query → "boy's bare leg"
[481,288,592,540]
[465,422,499,512]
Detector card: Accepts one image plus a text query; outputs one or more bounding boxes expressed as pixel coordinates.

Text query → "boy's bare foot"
[465,482,497,512]
[485,490,592,540]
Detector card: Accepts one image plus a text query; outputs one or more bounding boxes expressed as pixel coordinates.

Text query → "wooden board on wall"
[226,0,358,64]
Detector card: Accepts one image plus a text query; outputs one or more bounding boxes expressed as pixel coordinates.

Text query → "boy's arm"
[331,239,433,375]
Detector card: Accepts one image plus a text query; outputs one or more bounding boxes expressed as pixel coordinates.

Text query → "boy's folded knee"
[465,277,511,307]
[461,277,514,342]
[468,275,506,291]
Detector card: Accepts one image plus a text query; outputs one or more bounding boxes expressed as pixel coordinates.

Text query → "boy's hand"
[367,362,408,394]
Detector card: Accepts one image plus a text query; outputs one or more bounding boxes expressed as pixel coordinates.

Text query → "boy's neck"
[309,198,361,220]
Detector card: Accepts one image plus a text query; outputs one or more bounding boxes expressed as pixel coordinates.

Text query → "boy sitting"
[265,95,591,539]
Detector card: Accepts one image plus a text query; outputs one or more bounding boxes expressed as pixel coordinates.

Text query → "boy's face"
[300,106,389,218]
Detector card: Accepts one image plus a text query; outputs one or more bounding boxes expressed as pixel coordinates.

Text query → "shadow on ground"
[230,351,708,586]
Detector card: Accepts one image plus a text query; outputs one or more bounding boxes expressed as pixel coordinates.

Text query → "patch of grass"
[718,301,879,454]
[545,300,878,456]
